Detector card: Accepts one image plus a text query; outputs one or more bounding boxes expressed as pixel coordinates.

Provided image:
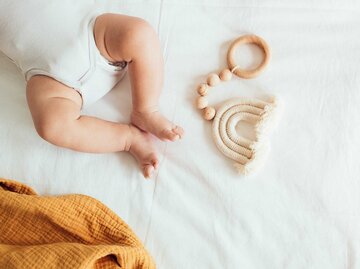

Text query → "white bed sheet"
[1,0,360,268]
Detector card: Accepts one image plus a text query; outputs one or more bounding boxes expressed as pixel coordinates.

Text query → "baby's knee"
[117,17,158,54]
[35,115,72,147]
[98,14,159,61]
[120,18,158,49]
[129,18,157,42]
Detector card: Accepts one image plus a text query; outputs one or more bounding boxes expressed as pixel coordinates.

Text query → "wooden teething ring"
[227,35,270,79]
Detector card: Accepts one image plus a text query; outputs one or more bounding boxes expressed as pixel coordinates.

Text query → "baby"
[0,2,184,178]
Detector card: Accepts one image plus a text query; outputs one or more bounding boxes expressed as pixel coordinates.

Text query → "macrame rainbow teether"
[196,35,279,175]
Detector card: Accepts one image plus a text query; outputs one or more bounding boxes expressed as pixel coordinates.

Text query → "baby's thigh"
[26,75,82,129]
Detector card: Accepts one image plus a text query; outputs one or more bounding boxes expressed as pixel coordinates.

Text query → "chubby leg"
[26,75,158,177]
[94,13,184,141]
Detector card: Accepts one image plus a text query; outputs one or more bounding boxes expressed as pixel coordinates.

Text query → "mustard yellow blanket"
[0,179,155,269]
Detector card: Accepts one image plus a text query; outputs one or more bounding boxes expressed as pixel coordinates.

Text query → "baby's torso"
[0,0,127,107]
[0,0,95,84]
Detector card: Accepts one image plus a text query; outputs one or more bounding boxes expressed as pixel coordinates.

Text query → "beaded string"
[195,35,270,121]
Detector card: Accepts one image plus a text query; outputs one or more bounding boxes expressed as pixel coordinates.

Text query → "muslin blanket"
[0,178,155,269]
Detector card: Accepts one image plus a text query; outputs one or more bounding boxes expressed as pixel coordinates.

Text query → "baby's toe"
[160,129,179,141]
[152,158,159,170]
[143,153,158,178]
[172,126,184,138]
[143,165,155,179]
[148,153,159,169]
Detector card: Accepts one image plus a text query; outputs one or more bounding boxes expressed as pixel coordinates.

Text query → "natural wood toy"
[196,35,279,175]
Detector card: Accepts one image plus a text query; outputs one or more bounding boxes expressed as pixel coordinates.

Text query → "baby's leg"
[94,14,184,141]
[26,75,158,177]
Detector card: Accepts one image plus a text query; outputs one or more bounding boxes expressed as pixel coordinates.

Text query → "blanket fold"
[0,178,155,269]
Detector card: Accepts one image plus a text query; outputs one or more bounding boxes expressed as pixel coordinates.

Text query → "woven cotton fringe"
[212,97,279,175]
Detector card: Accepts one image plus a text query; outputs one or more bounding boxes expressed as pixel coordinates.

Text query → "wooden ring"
[227,35,270,79]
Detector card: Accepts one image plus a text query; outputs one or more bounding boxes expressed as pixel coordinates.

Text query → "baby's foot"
[131,110,184,141]
[128,125,159,178]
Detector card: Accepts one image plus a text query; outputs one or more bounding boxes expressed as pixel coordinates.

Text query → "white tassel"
[212,97,279,175]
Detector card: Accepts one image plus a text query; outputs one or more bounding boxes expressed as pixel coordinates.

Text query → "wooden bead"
[196,96,208,109]
[207,73,220,87]
[219,69,232,81]
[203,106,216,121]
[197,84,208,96]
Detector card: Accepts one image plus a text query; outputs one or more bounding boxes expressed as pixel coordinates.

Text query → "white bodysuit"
[0,0,127,107]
